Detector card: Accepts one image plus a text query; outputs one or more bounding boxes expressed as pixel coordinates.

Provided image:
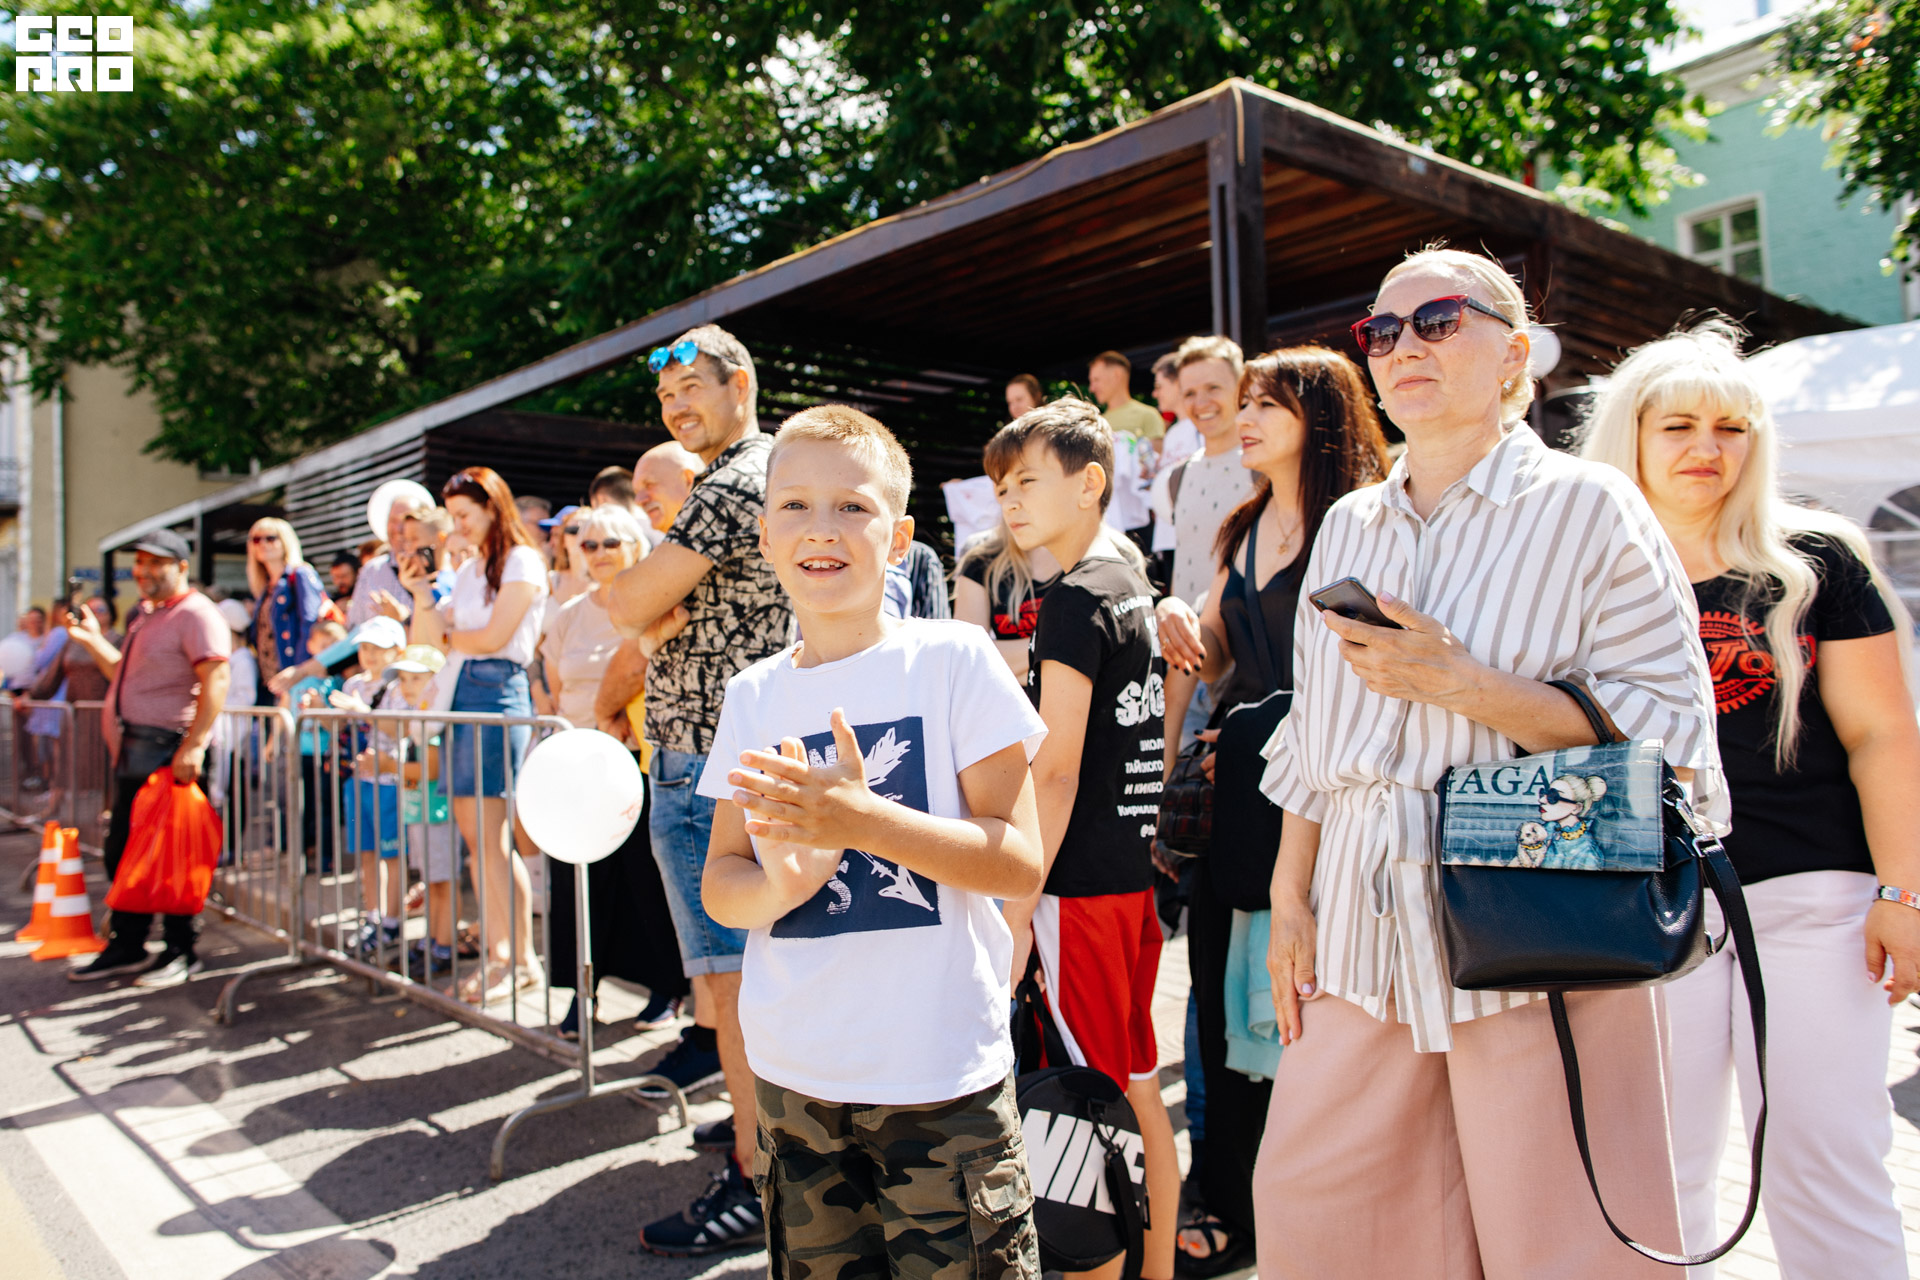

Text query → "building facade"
[1619,12,1910,327]
[3,356,235,631]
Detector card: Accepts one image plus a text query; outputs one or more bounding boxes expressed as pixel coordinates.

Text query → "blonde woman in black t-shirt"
[1583,319,1920,1279]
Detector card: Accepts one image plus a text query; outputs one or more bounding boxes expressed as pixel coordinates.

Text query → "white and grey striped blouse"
[1260,425,1725,1053]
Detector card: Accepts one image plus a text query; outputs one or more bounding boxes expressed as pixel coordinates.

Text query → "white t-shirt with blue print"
[697,618,1047,1105]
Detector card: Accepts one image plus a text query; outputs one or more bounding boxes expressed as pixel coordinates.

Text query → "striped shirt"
[1260,425,1725,1052]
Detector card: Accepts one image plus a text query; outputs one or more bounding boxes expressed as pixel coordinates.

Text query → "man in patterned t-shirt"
[611,323,791,1257]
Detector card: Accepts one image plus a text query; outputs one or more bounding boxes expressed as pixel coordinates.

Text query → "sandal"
[458,956,546,1005]
[1174,1208,1253,1279]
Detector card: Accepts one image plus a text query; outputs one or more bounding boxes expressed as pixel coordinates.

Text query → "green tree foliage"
[2,0,1695,470]
[1773,0,1920,267]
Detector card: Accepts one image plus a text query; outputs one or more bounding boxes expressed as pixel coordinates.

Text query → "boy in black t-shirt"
[987,398,1178,1280]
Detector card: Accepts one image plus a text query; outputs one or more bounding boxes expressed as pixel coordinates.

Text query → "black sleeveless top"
[1215,536,1300,712]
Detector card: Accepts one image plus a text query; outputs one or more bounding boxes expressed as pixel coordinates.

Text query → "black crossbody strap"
[1546,827,1768,1266]
[1087,1100,1147,1280]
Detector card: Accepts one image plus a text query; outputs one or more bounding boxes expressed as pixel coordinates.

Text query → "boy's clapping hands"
[727,708,873,851]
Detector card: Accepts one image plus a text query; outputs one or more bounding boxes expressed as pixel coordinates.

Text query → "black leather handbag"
[1154,744,1211,862]
[1437,680,1768,1267]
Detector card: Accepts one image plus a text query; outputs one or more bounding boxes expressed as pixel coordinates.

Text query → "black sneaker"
[635,1034,724,1100]
[639,1159,763,1257]
[692,1117,734,1154]
[404,940,454,981]
[634,990,684,1031]
[350,919,401,959]
[134,951,205,989]
[557,993,583,1042]
[66,948,153,983]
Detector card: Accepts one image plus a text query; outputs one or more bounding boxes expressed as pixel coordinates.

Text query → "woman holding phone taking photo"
[1249,248,1723,1277]
[405,466,549,1004]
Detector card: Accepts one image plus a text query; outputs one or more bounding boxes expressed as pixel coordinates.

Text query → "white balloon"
[516,729,645,864]
[366,479,436,541]
[0,634,35,681]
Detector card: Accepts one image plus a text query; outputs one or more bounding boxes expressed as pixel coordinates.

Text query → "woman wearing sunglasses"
[246,516,327,697]
[1582,322,1920,1279]
[1251,248,1721,1276]
[539,503,692,1040]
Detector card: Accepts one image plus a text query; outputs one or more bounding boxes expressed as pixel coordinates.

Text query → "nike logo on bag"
[1021,1108,1145,1212]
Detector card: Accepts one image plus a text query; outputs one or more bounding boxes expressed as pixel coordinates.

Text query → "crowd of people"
[8,242,1919,1279]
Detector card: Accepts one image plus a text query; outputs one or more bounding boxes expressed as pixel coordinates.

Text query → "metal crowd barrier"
[1,698,109,874]
[210,704,689,1181]
[0,698,687,1180]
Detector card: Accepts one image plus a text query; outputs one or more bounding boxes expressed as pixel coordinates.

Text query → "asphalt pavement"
[3,823,1918,1279]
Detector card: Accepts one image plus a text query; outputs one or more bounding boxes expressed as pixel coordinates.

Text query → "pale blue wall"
[1619,101,1906,325]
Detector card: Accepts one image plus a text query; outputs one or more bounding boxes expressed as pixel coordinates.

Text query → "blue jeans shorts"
[648,747,745,976]
[448,659,532,798]
[347,779,401,859]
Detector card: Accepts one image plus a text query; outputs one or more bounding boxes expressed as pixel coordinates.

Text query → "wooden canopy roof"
[103,78,1849,564]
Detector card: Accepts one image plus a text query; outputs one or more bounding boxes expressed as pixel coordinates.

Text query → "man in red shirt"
[65,530,231,986]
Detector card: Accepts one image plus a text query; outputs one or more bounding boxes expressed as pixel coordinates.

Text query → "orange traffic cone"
[14,822,63,944]
[31,828,105,961]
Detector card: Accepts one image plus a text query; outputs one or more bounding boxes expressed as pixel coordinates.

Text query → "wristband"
[1874,885,1920,911]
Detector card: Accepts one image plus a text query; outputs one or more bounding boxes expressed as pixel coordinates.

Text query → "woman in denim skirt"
[406,466,550,1003]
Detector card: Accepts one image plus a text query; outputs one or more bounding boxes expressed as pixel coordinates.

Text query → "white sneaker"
[133,952,205,988]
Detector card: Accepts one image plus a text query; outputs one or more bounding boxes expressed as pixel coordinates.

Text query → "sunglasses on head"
[648,338,702,374]
[1350,295,1513,358]
[579,538,628,552]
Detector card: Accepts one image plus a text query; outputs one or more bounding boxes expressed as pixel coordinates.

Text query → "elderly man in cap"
[62,530,232,986]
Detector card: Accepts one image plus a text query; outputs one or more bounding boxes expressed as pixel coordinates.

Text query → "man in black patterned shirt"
[612,323,791,1257]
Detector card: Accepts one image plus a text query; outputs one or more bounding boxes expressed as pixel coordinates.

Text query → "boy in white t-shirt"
[699,405,1046,1276]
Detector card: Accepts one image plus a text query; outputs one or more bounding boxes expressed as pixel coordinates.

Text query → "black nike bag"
[1012,956,1150,1278]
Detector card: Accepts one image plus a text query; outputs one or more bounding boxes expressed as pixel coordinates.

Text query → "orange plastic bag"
[104,770,224,916]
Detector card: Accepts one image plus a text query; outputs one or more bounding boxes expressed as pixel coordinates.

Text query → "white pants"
[1667,869,1907,1278]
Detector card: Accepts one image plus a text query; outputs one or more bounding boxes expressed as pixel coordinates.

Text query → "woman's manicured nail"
[1299,982,1315,996]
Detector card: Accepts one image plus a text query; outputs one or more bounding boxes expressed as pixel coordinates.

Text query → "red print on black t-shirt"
[993,596,1043,640]
[1698,609,1815,715]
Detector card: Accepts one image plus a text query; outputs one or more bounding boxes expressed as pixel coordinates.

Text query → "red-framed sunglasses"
[1351,294,1513,358]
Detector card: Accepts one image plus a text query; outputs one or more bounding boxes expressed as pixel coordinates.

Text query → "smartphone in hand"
[415,546,437,574]
[1308,577,1403,630]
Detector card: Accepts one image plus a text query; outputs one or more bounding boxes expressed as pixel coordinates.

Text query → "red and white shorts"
[1032,889,1163,1087]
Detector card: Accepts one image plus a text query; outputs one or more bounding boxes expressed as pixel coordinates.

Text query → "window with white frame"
[1682,200,1766,285]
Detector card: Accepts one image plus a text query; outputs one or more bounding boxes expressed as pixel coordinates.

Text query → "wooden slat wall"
[283,436,428,562]
[423,411,673,514]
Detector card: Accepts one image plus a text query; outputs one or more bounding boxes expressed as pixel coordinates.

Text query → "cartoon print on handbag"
[769,715,944,939]
[1440,739,1666,873]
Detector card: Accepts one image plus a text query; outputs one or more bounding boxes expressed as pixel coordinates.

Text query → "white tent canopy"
[1747,319,1920,529]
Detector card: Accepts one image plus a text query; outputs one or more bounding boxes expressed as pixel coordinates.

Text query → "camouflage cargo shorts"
[752,1073,1040,1279]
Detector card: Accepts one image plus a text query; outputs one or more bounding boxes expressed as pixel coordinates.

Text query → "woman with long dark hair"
[1155,348,1389,1275]
[404,466,550,1004]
